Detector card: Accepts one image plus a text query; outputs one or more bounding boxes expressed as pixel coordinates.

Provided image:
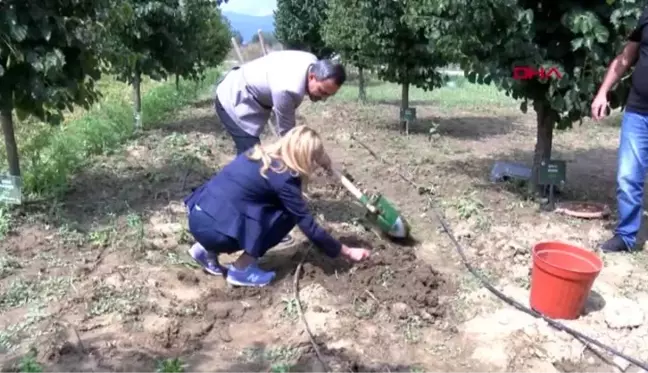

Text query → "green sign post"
[0,174,23,205]
[400,107,416,135]
[537,160,566,210]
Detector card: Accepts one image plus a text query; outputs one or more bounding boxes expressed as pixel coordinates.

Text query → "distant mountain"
[222,11,275,43]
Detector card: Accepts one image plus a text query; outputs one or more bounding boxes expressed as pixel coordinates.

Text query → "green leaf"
[41,22,52,41]
[593,25,610,43]
[583,37,593,50]
[6,1,113,130]
[563,91,573,111]
[10,24,28,42]
[551,94,566,112]
[276,0,333,58]
[571,38,584,51]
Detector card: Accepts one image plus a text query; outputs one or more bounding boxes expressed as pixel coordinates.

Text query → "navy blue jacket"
[184,153,342,258]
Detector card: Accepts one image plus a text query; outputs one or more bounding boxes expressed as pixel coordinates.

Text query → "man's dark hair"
[311,59,347,86]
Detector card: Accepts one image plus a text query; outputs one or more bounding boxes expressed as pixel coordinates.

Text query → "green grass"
[0,70,221,200]
[0,276,72,311]
[0,76,159,172]
[335,74,519,110]
[156,358,186,373]
[0,205,9,240]
[17,349,42,372]
[240,346,301,366]
[2,350,44,373]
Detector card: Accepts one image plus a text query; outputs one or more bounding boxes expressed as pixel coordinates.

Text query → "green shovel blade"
[362,194,410,238]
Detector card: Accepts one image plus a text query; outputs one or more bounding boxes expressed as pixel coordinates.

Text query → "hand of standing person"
[591,93,610,120]
[590,40,640,120]
[341,245,371,261]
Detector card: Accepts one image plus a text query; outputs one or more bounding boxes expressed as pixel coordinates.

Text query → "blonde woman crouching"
[183,125,371,287]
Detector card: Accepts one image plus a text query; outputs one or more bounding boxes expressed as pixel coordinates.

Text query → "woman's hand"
[341,245,371,261]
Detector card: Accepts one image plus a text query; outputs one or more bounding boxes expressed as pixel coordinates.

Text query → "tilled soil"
[202,229,447,325]
[25,226,448,371]
[291,345,423,372]
[0,98,487,372]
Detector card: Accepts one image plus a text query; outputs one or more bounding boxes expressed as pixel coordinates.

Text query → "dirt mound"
[300,235,446,320]
[198,232,446,325]
[210,342,425,372]
[553,352,610,373]
[292,345,422,372]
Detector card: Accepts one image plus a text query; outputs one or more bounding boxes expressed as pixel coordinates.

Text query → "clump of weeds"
[156,358,185,373]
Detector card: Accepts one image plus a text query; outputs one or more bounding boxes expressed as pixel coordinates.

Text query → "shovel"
[332,169,410,239]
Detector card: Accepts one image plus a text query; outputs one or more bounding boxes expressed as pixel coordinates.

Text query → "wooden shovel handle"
[332,169,377,213]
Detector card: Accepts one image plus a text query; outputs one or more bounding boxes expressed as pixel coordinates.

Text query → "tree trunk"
[0,107,20,177]
[133,67,142,130]
[530,101,556,194]
[175,74,180,91]
[401,80,410,134]
[358,67,367,102]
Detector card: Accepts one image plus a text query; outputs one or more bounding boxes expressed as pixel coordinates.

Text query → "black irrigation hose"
[348,134,648,370]
[425,196,648,370]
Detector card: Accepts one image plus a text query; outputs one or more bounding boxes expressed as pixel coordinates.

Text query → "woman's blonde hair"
[247,125,327,181]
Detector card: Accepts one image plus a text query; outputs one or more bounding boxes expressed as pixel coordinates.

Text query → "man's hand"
[341,245,371,261]
[591,93,610,120]
[590,42,639,121]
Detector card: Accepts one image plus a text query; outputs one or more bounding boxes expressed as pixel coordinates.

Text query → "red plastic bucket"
[529,241,603,320]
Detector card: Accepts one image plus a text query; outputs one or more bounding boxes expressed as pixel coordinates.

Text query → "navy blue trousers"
[188,206,269,258]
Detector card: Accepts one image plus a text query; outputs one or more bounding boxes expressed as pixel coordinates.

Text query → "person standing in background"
[591,7,648,252]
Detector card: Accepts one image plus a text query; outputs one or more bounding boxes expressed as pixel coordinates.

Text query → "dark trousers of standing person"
[214,96,260,155]
[212,94,294,246]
